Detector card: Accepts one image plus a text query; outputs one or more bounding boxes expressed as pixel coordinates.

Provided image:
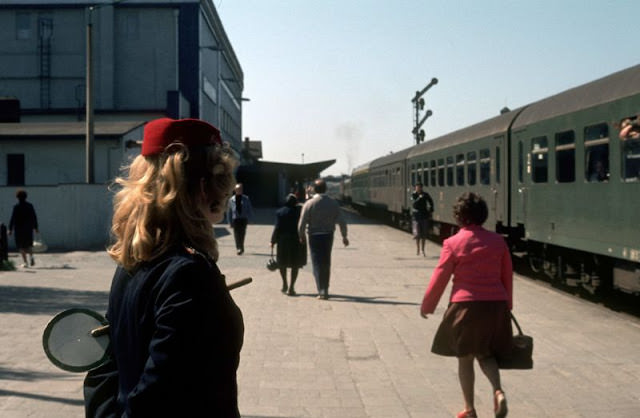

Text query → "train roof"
[369,145,413,169]
[513,64,640,129]
[351,161,371,175]
[407,107,522,158]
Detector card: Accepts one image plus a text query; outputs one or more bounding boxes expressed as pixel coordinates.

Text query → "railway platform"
[0,208,638,417]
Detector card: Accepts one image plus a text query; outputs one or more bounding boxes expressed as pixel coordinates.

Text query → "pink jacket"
[421,225,513,315]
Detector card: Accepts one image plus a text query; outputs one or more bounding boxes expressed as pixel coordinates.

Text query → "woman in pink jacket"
[421,192,512,418]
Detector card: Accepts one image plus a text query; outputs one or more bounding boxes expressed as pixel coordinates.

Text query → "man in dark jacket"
[411,183,433,256]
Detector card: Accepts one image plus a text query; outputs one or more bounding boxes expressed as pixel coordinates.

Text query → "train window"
[411,163,416,186]
[422,161,429,185]
[430,160,437,187]
[585,123,608,141]
[619,117,640,181]
[456,154,465,185]
[555,130,575,183]
[531,137,548,183]
[446,156,454,186]
[467,151,477,185]
[584,123,609,182]
[518,141,524,183]
[437,158,445,186]
[479,149,490,185]
[495,147,501,184]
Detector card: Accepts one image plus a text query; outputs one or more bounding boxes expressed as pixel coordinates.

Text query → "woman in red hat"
[101,118,243,417]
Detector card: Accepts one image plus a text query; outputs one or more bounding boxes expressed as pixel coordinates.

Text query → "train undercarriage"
[523,241,640,296]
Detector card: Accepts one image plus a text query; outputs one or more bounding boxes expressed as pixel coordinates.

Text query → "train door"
[492,136,507,229]
[511,130,528,229]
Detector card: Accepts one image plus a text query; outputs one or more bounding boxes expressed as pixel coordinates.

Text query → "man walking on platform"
[298,179,349,299]
[227,183,253,255]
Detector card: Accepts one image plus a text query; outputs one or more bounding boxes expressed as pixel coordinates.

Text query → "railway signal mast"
[411,77,438,144]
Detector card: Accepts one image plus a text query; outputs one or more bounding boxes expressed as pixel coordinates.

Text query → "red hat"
[141,118,222,156]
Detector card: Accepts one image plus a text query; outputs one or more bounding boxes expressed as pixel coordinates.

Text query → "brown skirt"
[431,301,512,358]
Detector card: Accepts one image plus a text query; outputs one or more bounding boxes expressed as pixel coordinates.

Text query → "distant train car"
[351,64,640,295]
[366,147,412,226]
[350,162,371,214]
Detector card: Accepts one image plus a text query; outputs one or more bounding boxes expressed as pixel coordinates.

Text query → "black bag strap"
[510,312,524,336]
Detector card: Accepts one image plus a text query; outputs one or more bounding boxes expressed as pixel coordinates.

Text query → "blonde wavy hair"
[108,143,237,271]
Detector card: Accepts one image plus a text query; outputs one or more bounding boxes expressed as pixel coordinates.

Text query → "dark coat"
[106,247,244,417]
[9,201,38,249]
[271,205,307,268]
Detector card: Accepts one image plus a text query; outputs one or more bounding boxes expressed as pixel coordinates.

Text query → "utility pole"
[85,6,94,184]
[411,77,437,145]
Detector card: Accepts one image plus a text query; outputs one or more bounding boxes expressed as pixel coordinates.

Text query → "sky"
[216,0,640,177]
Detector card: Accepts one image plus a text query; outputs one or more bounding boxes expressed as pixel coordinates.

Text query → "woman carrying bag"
[270,194,306,295]
[420,192,513,418]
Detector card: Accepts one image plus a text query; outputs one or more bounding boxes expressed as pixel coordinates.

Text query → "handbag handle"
[510,312,524,336]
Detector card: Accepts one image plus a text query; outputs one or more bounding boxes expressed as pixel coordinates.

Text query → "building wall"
[113,7,178,110]
[0,125,143,185]
[0,1,244,152]
[0,184,114,250]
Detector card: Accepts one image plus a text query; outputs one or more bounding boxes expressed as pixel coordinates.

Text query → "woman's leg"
[288,268,298,295]
[477,356,501,392]
[279,267,288,293]
[458,354,475,412]
[478,356,507,417]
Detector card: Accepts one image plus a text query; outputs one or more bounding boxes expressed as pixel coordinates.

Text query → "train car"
[510,64,640,294]
[406,109,523,238]
[350,162,371,214]
[366,147,412,226]
[351,64,640,295]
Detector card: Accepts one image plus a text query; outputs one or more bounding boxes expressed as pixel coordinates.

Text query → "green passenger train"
[349,64,640,295]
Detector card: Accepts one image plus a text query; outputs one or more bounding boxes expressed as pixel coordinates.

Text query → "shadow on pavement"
[0,286,108,315]
[294,293,419,306]
[0,388,83,406]
[0,366,70,382]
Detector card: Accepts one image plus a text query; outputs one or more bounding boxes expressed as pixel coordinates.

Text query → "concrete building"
[0,0,246,250]
[0,0,244,148]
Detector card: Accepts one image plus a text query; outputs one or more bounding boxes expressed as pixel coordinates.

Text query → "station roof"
[0,121,145,139]
[242,159,336,179]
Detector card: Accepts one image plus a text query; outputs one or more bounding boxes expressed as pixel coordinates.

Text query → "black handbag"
[497,313,533,370]
[266,247,279,271]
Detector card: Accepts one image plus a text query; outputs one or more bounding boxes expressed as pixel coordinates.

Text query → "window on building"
[620,116,640,181]
[437,158,444,186]
[7,154,25,186]
[555,130,575,183]
[584,123,609,182]
[467,151,477,185]
[479,148,491,185]
[531,137,548,183]
[446,156,454,186]
[416,162,422,184]
[456,154,465,186]
[119,11,140,40]
[16,12,31,40]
